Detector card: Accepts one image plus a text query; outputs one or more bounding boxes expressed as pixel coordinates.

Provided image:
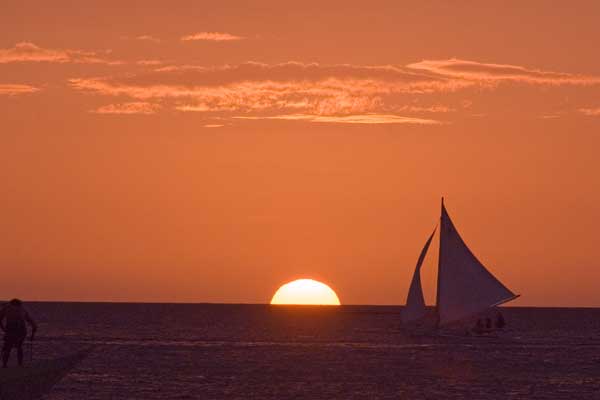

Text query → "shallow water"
[20,303,600,399]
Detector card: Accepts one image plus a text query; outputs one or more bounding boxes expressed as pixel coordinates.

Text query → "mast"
[434,197,444,327]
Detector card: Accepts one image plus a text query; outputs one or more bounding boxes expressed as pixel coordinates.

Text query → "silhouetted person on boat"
[0,299,37,367]
[473,318,484,334]
[485,317,492,330]
[496,310,506,330]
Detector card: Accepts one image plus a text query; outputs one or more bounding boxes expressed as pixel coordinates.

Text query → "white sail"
[402,228,436,324]
[436,199,518,326]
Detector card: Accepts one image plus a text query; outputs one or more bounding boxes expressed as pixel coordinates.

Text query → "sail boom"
[490,294,520,308]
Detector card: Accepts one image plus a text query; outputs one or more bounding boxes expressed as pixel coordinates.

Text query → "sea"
[21,303,600,399]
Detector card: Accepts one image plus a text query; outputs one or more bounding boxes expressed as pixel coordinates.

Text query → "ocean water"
[20,303,600,399]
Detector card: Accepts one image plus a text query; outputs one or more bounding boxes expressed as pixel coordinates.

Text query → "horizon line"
[18,299,600,309]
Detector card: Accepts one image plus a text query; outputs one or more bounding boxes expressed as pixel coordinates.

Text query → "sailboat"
[0,347,92,400]
[402,198,519,329]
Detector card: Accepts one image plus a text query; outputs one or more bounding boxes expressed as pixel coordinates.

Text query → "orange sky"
[2,1,600,306]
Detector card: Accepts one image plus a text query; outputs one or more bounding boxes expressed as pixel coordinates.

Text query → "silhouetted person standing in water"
[0,299,37,367]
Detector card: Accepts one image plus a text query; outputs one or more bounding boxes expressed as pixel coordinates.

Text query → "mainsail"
[436,199,518,326]
[402,228,436,324]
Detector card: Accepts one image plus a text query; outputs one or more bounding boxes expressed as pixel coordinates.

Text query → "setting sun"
[270,279,341,305]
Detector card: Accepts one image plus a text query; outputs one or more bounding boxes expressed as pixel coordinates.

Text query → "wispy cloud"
[578,107,600,116]
[175,104,212,112]
[203,124,225,128]
[120,35,162,44]
[0,42,121,65]
[68,59,600,121]
[395,105,454,113]
[407,59,600,85]
[233,114,442,125]
[69,61,464,118]
[0,83,41,95]
[181,32,244,42]
[92,102,160,115]
[540,114,561,119]
[135,35,161,43]
[137,59,164,66]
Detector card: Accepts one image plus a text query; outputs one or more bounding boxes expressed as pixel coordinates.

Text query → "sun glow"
[270,279,341,305]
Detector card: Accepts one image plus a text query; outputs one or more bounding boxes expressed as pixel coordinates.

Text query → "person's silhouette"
[485,317,492,330]
[0,299,37,367]
[496,310,506,329]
